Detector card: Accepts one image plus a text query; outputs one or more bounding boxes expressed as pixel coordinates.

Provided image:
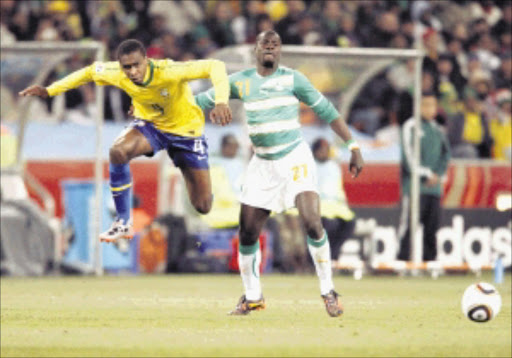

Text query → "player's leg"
[296,191,332,290]
[101,126,153,242]
[296,191,343,317]
[229,204,269,315]
[421,194,440,261]
[397,194,411,260]
[322,217,355,261]
[179,167,213,214]
[167,135,213,215]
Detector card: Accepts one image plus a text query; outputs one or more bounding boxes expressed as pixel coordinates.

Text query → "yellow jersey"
[46,59,229,136]
[490,117,512,160]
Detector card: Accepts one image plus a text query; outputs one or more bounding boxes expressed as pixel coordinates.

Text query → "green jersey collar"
[138,60,154,87]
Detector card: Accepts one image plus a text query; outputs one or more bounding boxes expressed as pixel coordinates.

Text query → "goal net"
[0,42,106,275]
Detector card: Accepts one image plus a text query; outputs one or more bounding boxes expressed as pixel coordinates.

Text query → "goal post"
[0,41,106,276]
[204,45,425,267]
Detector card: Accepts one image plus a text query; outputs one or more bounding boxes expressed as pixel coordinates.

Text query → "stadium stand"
[1,0,509,160]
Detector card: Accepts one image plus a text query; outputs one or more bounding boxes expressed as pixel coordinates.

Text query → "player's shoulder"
[402,117,415,130]
[154,58,222,68]
[281,66,310,84]
[230,68,257,80]
[276,65,301,76]
[151,58,173,69]
[92,61,119,74]
[430,120,445,133]
[278,66,295,75]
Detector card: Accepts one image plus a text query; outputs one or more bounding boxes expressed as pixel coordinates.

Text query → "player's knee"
[109,146,128,164]
[192,197,212,215]
[303,218,323,239]
[239,225,260,246]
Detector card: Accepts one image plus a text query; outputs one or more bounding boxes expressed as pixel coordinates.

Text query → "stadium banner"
[352,207,511,269]
[61,180,137,272]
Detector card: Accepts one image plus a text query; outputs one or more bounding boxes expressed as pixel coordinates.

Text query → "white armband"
[346,139,360,151]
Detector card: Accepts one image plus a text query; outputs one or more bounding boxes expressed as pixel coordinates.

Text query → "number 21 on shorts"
[292,164,308,181]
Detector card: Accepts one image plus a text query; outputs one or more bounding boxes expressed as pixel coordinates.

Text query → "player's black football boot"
[321,290,343,317]
[228,295,266,315]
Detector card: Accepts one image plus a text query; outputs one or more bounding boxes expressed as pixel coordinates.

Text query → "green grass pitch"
[1,272,510,357]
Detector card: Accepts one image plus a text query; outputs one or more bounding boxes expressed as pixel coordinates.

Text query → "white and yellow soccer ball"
[461,282,502,323]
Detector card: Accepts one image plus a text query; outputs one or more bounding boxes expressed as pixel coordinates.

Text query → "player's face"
[421,96,438,120]
[119,51,148,85]
[255,34,281,68]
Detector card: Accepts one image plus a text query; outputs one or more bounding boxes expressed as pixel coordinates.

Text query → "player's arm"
[401,120,435,181]
[195,75,240,123]
[329,118,364,178]
[428,130,451,186]
[195,88,217,111]
[19,65,95,98]
[434,131,451,176]
[293,71,364,178]
[171,59,232,125]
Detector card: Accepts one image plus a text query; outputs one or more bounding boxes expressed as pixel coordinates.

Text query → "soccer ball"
[461,282,502,323]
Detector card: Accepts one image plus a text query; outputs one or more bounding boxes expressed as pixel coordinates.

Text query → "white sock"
[307,231,334,295]
[238,241,262,300]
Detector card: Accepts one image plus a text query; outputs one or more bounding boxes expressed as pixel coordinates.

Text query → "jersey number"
[235,80,250,98]
[292,164,308,181]
[194,139,205,154]
[151,104,164,115]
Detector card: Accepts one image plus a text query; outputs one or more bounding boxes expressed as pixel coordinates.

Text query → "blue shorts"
[130,119,209,169]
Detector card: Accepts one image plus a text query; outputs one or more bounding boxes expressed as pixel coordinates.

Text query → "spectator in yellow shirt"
[490,90,512,161]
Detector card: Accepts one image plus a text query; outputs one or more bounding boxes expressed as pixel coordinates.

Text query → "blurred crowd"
[1,0,511,160]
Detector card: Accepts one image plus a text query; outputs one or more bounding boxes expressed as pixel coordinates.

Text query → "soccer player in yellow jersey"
[20,39,232,242]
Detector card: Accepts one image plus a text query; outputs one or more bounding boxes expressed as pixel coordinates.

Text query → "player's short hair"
[116,39,146,59]
[255,30,281,43]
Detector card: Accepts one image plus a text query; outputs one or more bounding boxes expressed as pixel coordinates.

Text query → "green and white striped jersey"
[195,66,339,160]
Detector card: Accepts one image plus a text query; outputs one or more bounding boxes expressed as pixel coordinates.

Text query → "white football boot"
[99,218,134,243]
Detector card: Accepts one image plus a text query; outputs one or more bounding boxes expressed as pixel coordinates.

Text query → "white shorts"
[239,141,318,213]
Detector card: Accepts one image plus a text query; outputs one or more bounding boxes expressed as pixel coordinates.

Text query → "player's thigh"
[180,166,212,201]
[112,127,153,159]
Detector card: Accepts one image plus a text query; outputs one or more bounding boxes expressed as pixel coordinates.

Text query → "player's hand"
[425,173,440,187]
[19,85,49,99]
[349,149,364,178]
[210,103,232,126]
[127,105,134,117]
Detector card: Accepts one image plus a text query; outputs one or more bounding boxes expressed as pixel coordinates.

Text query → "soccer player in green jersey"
[20,39,232,243]
[196,30,364,317]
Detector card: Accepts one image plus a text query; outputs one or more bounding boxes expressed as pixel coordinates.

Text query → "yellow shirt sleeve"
[164,59,229,104]
[46,66,92,97]
[46,62,116,97]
